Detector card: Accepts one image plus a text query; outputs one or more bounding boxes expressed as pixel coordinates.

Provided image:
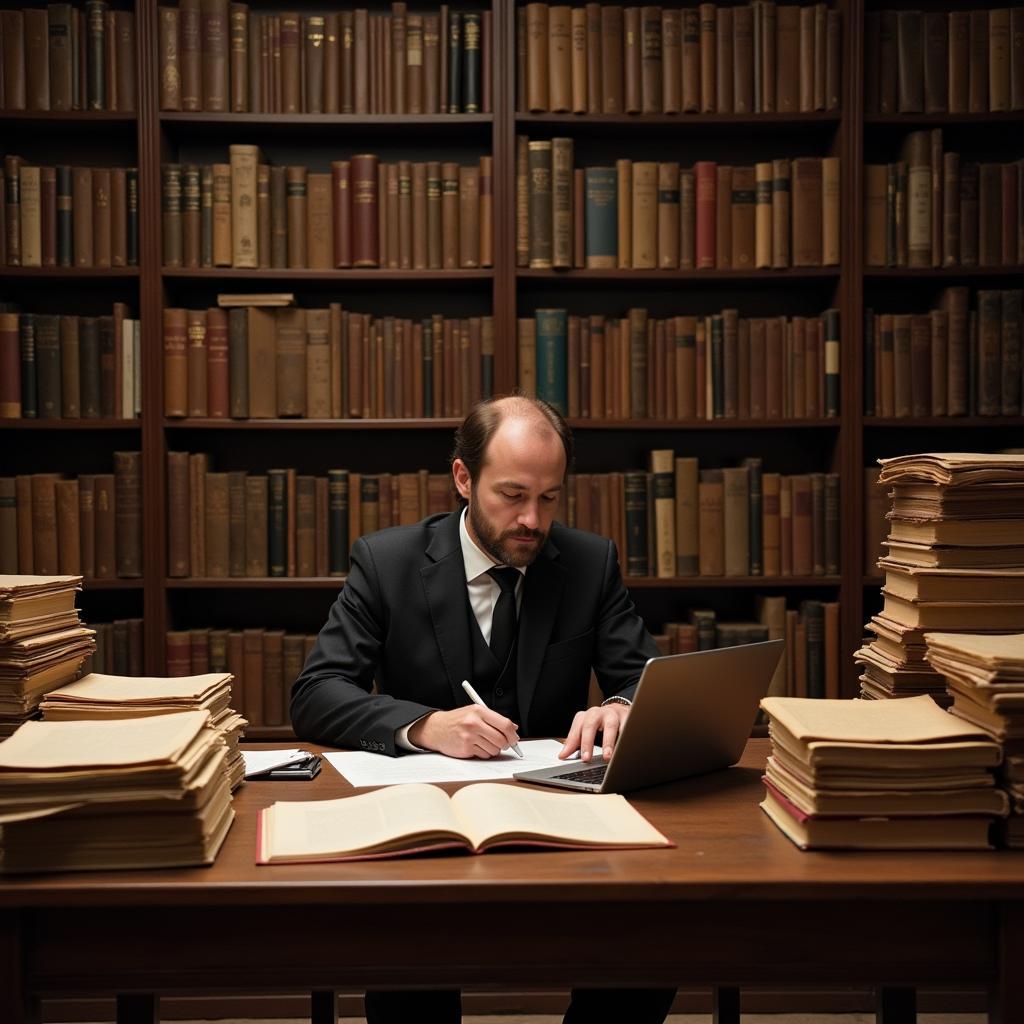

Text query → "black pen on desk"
[461,679,524,758]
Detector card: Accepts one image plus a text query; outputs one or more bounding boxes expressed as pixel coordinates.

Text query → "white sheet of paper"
[242,748,310,777]
[322,738,580,788]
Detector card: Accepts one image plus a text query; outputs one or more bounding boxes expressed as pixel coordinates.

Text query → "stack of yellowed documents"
[40,673,247,791]
[759,695,1006,850]
[855,454,1024,704]
[0,575,95,737]
[924,633,1024,849]
[0,710,234,873]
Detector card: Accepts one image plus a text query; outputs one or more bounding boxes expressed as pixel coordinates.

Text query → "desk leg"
[311,988,337,1024]
[713,985,739,1024]
[0,911,40,1024]
[116,993,157,1024]
[875,986,916,1023]
[991,902,1024,1024]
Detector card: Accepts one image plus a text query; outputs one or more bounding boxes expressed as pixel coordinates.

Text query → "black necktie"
[487,567,520,666]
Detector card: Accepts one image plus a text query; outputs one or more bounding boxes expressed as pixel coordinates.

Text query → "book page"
[261,783,465,860]
[47,672,229,703]
[450,783,670,851]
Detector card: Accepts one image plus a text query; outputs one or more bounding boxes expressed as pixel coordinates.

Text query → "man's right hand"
[407,706,521,759]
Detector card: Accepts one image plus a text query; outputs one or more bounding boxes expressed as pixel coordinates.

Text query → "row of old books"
[520,2,840,115]
[1,158,140,268]
[760,694,1008,850]
[0,575,94,738]
[518,143,840,270]
[0,2,134,111]
[0,457,143,578]
[865,8,1024,115]
[166,456,460,578]
[518,307,840,421]
[158,3,490,114]
[924,633,1024,849]
[864,289,1023,420]
[0,307,141,421]
[167,626,311,729]
[0,709,235,872]
[162,149,493,270]
[561,457,839,580]
[864,135,1024,269]
[654,597,840,701]
[81,617,143,678]
[856,453,1024,708]
[163,306,495,421]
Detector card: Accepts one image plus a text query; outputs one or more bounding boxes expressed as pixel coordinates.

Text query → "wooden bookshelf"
[1,0,1021,715]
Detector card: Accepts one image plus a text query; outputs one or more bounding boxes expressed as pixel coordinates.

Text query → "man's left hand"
[558,702,630,763]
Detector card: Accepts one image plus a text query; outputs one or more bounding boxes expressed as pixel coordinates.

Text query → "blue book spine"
[583,167,617,268]
[534,308,568,413]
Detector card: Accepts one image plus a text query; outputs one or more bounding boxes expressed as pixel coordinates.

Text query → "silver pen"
[461,679,524,758]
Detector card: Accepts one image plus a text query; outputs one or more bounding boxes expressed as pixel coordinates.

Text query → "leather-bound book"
[601,5,623,113]
[694,160,716,269]
[640,5,662,114]
[14,476,33,573]
[230,143,260,267]
[891,313,911,417]
[697,469,724,576]
[526,3,548,110]
[352,8,368,113]
[320,12,338,113]
[631,162,657,270]
[284,165,307,268]
[113,450,142,577]
[268,165,286,267]
[826,8,840,111]
[1001,163,1018,266]
[948,10,969,114]
[661,8,680,113]
[438,161,457,269]
[622,471,649,576]
[2,11,26,110]
[302,14,324,113]
[874,10,896,113]
[679,7,698,113]
[244,475,268,576]
[84,0,104,108]
[976,289,1001,415]
[186,309,208,417]
[240,628,264,724]
[570,6,586,113]
[277,11,299,111]
[180,164,200,268]
[909,314,931,417]
[968,10,987,113]
[547,5,571,113]
[423,13,440,112]
[447,10,462,112]
[275,308,306,417]
[673,455,698,574]
[679,166,694,268]
[209,163,230,267]
[76,474,95,577]
[228,3,247,111]
[0,314,19,419]
[463,11,481,112]
[1002,290,1021,415]
[92,473,116,578]
[821,156,839,266]
[109,167,126,267]
[48,4,74,111]
[929,308,948,416]
[166,451,190,577]
[115,10,135,110]
[18,165,42,268]
[227,307,249,417]
[977,162,1001,266]
[959,160,979,266]
[515,138,529,267]
[657,162,680,269]
[56,165,73,266]
[295,476,315,575]
[35,315,60,419]
[305,308,330,419]
[179,0,202,109]
[330,161,351,268]
[623,6,641,113]
[424,160,442,268]
[754,162,772,268]
[479,155,493,268]
[791,157,822,267]
[351,154,379,267]
[266,468,287,576]
[774,3,798,112]
[939,286,968,416]
[920,11,947,113]
[730,165,755,270]
[864,163,886,266]
[205,307,229,419]
[697,2,714,112]
[79,317,101,418]
[990,8,1010,112]
[721,466,749,577]
[18,315,37,420]
[550,139,572,269]
[261,630,284,726]
[733,3,753,114]
[306,172,332,269]
[788,474,811,576]
[383,165,397,268]
[527,141,553,268]
[159,6,181,109]
[714,164,731,269]
[126,168,138,265]
[901,130,930,267]
[73,165,95,267]
[204,472,230,577]
[201,0,229,109]
[798,6,814,111]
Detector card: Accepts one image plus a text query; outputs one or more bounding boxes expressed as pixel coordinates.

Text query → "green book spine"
[228,308,249,417]
[461,12,480,113]
[534,308,567,413]
[584,167,617,268]
[623,470,649,576]
[327,469,349,574]
[126,168,139,266]
[85,0,106,109]
[267,468,287,577]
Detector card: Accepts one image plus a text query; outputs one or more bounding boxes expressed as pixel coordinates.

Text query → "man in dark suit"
[292,394,675,1024]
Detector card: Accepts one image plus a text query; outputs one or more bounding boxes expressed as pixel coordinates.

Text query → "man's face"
[454,418,565,568]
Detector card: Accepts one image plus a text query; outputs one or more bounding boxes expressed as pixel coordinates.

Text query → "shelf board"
[0,418,141,429]
[570,417,840,430]
[864,265,1024,280]
[864,416,1024,428]
[518,267,840,282]
[864,112,1024,126]
[516,111,841,132]
[163,267,494,282]
[165,417,462,429]
[0,266,140,279]
[167,575,841,589]
[160,112,493,131]
[81,579,144,590]
[0,110,136,125]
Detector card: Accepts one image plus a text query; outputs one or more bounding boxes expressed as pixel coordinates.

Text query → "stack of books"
[0,575,95,738]
[855,453,1024,704]
[760,694,1007,850]
[40,672,247,791]
[924,633,1024,849]
[0,710,234,873]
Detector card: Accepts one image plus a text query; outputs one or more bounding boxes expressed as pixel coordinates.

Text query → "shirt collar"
[459,506,527,585]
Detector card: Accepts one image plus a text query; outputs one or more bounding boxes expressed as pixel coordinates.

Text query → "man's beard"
[468,498,547,568]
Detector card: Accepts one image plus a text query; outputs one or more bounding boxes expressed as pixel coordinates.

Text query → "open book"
[257,782,672,863]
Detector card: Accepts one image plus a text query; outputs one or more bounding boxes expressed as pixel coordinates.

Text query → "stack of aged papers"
[0,710,234,873]
[924,633,1024,849]
[855,454,1024,704]
[0,576,95,738]
[40,673,247,791]
[759,695,1006,850]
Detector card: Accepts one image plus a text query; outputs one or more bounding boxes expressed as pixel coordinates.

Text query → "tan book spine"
[616,159,632,268]
[631,161,657,269]
[551,137,573,269]
[163,308,188,417]
[458,164,480,269]
[662,8,681,113]
[640,5,662,113]
[715,164,731,269]
[548,6,572,112]
[698,3,715,112]
[733,3,753,113]
[203,472,229,578]
[570,6,587,113]
[211,163,231,266]
[601,5,623,113]
[821,155,840,266]
[990,8,1010,112]
[72,166,94,267]
[775,4,799,113]
[285,165,308,268]
[623,6,641,113]
[55,479,81,574]
[229,143,259,267]
[697,469,724,576]
[160,6,182,110]
[791,157,822,267]
[648,449,676,578]
[526,3,549,110]
[755,161,772,268]
[681,7,699,113]
[585,3,602,113]
[441,161,460,270]
[18,166,41,268]
[479,155,493,268]
[715,6,732,113]
[657,161,680,269]
[730,165,755,269]
[306,172,332,269]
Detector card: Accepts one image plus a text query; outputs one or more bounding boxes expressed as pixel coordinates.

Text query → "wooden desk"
[1,739,1023,1024]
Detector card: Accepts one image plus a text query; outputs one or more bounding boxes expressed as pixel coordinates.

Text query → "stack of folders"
[0,711,234,873]
[40,673,248,792]
[855,453,1024,704]
[759,695,1007,850]
[0,575,96,738]
[924,634,1024,849]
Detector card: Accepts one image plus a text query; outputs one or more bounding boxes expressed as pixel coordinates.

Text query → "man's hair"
[450,392,574,487]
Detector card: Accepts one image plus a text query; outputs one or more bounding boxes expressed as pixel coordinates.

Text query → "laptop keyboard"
[558,764,607,784]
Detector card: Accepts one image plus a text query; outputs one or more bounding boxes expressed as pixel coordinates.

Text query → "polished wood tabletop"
[1,739,1022,1023]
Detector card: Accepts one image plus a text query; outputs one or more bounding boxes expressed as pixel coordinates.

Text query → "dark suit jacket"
[290,510,659,756]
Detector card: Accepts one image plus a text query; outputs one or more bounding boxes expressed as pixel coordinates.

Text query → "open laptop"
[513,639,784,793]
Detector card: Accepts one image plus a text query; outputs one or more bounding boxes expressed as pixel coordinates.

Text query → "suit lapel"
[420,511,473,709]
[516,537,565,728]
